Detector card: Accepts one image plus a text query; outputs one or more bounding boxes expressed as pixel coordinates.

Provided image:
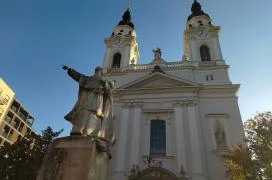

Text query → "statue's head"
[94,66,103,77]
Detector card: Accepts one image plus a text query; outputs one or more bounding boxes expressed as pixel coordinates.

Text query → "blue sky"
[1,0,271,136]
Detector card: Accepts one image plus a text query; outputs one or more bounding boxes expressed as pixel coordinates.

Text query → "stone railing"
[107,60,226,73]
[199,60,225,67]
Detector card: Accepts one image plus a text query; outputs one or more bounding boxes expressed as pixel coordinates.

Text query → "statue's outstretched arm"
[62,65,82,82]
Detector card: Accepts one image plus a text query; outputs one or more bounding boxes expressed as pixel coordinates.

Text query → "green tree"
[0,126,63,180]
[225,111,272,180]
[224,144,257,180]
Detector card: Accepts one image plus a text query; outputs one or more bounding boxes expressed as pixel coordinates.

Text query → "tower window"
[112,53,121,68]
[150,120,166,156]
[200,45,211,61]
[206,74,214,81]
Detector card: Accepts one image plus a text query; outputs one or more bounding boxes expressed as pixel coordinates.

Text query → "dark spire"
[118,9,135,29]
[187,0,210,21]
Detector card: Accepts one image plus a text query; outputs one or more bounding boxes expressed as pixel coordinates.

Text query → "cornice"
[113,24,135,31]
[113,84,240,99]
[199,84,240,94]
[205,113,229,119]
[104,35,136,45]
[185,24,220,34]
[115,86,201,96]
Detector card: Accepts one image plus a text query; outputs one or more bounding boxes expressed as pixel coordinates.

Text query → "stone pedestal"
[36,136,108,180]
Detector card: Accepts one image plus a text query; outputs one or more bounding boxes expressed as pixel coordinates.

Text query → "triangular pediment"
[121,72,199,89]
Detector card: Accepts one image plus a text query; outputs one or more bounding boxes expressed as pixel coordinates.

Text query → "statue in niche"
[214,120,227,149]
[62,65,115,151]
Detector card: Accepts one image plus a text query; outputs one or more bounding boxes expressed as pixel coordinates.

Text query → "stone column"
[173,102,187,172]
[187,101,203,175]
[129,103,142,166]
[115,104,130,171]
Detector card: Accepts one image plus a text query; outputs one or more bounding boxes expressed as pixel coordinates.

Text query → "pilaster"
[173,102,187,173]
[187,100,204,176]
[129,103,143,166]
[115,104,130,171]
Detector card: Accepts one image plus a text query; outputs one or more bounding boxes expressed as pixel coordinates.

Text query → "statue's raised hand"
[62,65,70,71]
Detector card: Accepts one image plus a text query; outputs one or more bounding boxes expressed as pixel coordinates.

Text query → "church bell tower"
[103,9,140,70]
[184,0,223,64]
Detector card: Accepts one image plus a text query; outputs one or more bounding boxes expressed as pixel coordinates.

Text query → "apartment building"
[0,78,35,147]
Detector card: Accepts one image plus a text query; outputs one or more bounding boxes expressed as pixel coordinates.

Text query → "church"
[103,1,245,180]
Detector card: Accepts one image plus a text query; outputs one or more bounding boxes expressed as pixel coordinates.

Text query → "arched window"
[200,45,211,61]
[112,53,121,68]
[150,120,166,156]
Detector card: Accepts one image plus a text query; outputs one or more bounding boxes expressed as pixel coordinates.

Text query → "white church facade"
[103,1,245,180]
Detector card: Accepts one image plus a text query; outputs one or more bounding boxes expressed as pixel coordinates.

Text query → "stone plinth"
[36,136,108,180]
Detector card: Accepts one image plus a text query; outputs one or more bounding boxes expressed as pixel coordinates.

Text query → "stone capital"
[121,103,130,108]
[187,101,197,106]
[130,102,143,108]
[182,99,197,106]
[173,101,183,108]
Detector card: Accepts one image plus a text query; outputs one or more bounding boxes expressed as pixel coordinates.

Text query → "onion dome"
[187,0,210,21]
[118,9,135,29]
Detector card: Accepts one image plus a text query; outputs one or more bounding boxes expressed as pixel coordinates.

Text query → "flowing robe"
[64,68,114,142]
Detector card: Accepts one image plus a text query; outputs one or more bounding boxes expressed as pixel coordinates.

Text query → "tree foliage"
[225,111,272,180]
[0,126,63,180]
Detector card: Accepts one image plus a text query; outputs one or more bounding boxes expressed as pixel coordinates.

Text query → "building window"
[7,129,13,140]
[18,123,24,132]
[150,120,166,156]
[11,104,19,113]
[13,118,20,129]
[27,118,34,126]
[206,74,214,81]
[4,112,13,123]
[18,109,27,121]
[3,125,11,138]
[200,45,211,61]
[26,128,31,136]
[112,53,121,68]
[2,95,10,105]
